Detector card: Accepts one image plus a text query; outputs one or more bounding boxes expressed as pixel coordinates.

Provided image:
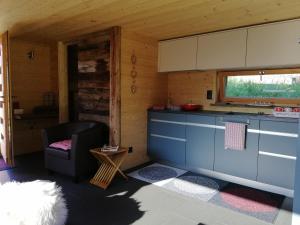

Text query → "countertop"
[148,109,299,123]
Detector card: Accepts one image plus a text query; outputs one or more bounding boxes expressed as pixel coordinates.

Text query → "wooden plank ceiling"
[2,0,300,41]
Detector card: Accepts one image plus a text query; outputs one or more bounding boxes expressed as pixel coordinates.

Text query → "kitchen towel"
[224,122,246,150]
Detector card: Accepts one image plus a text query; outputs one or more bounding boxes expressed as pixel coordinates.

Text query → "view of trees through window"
[225,73,300,99]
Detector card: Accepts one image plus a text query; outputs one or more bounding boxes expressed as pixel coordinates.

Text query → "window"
[218,69,300,104]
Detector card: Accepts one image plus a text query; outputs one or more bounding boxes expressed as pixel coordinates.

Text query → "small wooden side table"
[89,147,128,189]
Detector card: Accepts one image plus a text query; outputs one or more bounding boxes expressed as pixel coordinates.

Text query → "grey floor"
[0,153,293,225]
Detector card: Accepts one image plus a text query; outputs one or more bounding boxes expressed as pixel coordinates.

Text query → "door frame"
[58,27,121,146]
[0,32,14,166]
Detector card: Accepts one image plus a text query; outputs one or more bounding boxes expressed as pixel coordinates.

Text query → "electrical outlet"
[128,147,133,153]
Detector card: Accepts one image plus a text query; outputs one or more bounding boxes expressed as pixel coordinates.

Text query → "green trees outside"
[226,80,300,98]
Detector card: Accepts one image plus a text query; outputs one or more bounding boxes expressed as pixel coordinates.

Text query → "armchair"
[42,121,109,182]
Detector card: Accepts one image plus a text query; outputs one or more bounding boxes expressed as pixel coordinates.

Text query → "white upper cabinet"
[197,29,247,70]
[158,36,198,72]
[247,20,300,68]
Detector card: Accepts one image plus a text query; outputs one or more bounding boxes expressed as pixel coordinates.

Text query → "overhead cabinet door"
[158,36,198,72]
[247,20,300,68]
[197,29,247,70]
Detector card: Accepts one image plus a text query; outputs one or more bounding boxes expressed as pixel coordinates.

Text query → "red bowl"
[181,104,202,111]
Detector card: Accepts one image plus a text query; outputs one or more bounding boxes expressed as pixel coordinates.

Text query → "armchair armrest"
[70,124,109,175]
[71,124,108,157]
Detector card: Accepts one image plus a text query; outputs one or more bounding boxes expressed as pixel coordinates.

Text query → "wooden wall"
[10,39,58,156]
[76,36,111,124]
[120,30,168,169]
[11,39,58,113]
[168,71,274,114]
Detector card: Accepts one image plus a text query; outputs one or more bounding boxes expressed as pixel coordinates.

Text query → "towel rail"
[221,120,250,125]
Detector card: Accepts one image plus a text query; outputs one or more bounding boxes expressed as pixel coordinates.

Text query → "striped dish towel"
[224,122,247,150]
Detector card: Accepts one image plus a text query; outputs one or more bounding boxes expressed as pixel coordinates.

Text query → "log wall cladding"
[76,35,110,125]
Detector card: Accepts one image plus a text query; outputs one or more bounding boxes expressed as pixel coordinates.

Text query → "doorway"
[59,27,121,145]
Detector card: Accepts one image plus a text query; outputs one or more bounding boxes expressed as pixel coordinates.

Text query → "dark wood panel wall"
[75,34,111,125]
[60,28,121,145]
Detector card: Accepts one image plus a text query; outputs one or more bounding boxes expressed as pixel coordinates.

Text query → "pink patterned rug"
[220,187,279,213]
[210,183,284,223]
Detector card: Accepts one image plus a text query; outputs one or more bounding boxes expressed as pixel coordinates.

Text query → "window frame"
[218,68,300,105]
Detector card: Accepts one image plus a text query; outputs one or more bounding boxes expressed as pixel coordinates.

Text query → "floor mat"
[129,163,284,223]
[128,163,186,186]
[209,183,284,223]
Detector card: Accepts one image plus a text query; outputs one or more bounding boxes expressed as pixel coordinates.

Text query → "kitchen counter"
[148,109,299,123]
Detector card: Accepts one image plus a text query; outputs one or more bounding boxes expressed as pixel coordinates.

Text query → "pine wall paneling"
[11,39,57,113]
[120,30,168,169]
[11,39,59,155]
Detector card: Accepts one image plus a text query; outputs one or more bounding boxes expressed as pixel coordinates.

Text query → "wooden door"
[0,32,13,165]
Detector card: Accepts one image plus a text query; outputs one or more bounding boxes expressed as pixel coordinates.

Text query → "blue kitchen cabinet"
[148,136,186,166]
[186,115,216,170]
[147,110,298,192]
[257,121,298,189]
[148,112,186,166]
[214,117,259,180]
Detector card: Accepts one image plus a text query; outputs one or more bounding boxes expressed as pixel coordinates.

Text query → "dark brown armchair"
[42,121,109,182]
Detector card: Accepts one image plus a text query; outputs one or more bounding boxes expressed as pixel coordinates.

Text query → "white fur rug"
[0,180,67,225]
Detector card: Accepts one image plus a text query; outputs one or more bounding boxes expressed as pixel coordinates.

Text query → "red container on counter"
[181,104,202,111]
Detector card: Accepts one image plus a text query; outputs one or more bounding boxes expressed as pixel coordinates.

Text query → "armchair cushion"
[49,139,72,151]
[46,147,70,160]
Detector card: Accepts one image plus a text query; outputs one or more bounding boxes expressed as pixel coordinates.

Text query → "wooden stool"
[89,147,128,189]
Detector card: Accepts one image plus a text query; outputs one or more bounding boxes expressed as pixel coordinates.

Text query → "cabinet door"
[197,29,247,70]
[258,155,295,190]
[158,36,198,72]
[257,121,298,189]
[148,112,186,166]
[247,20,300,68]
[186,115,215,170]
[214,117,259,180]
[149,135,186,166]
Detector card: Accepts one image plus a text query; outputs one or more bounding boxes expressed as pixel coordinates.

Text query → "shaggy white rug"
[0,180,67,225]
